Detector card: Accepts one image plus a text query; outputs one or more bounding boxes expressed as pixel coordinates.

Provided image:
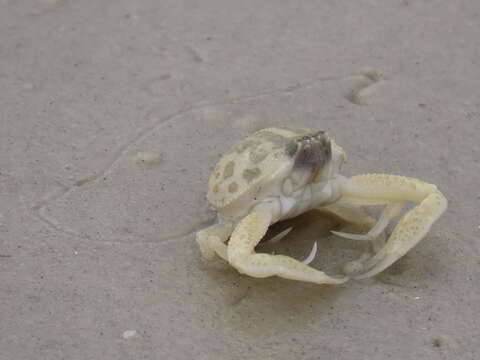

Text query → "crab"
[196,127,447,285]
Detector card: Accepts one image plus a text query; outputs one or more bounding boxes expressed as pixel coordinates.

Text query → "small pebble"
[122,330,138,339]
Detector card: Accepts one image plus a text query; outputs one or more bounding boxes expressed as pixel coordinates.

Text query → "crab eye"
[292,132,332,181]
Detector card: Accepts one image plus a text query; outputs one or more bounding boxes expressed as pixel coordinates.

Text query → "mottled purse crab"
[196,128,447,284]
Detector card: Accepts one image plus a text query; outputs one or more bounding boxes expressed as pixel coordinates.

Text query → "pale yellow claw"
[320,202,386,254]
[340,174,448,279]
[331,202,403,241]
[227,210,348,285]
[196,223,233,261]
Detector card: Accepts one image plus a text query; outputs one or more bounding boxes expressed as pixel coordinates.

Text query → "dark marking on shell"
[228,182,238,193]
[256,130,287,150]
[285,140,298,157]
[235,139,260,153]
[243,168,261,183]
[223,161,235,179]
[249,147,268,163]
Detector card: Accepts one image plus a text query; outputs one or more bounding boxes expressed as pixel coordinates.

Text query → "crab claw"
[338,174,448,279]
[228,210,349,285]
[331,230,372,241]
[331,202,405,242]
[302,241,318,265]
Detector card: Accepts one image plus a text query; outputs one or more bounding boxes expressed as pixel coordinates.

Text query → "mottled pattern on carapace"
[207,127,313,208]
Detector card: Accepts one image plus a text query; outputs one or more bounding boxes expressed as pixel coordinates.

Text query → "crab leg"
[318,203,386,252]
[227,210,348,285]
[339,174,448,279]
[319,203,376,229]
[196,223,233,261]
[331,202,404,241]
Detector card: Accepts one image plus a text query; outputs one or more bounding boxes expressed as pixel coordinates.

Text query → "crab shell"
[207,127,341,219]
